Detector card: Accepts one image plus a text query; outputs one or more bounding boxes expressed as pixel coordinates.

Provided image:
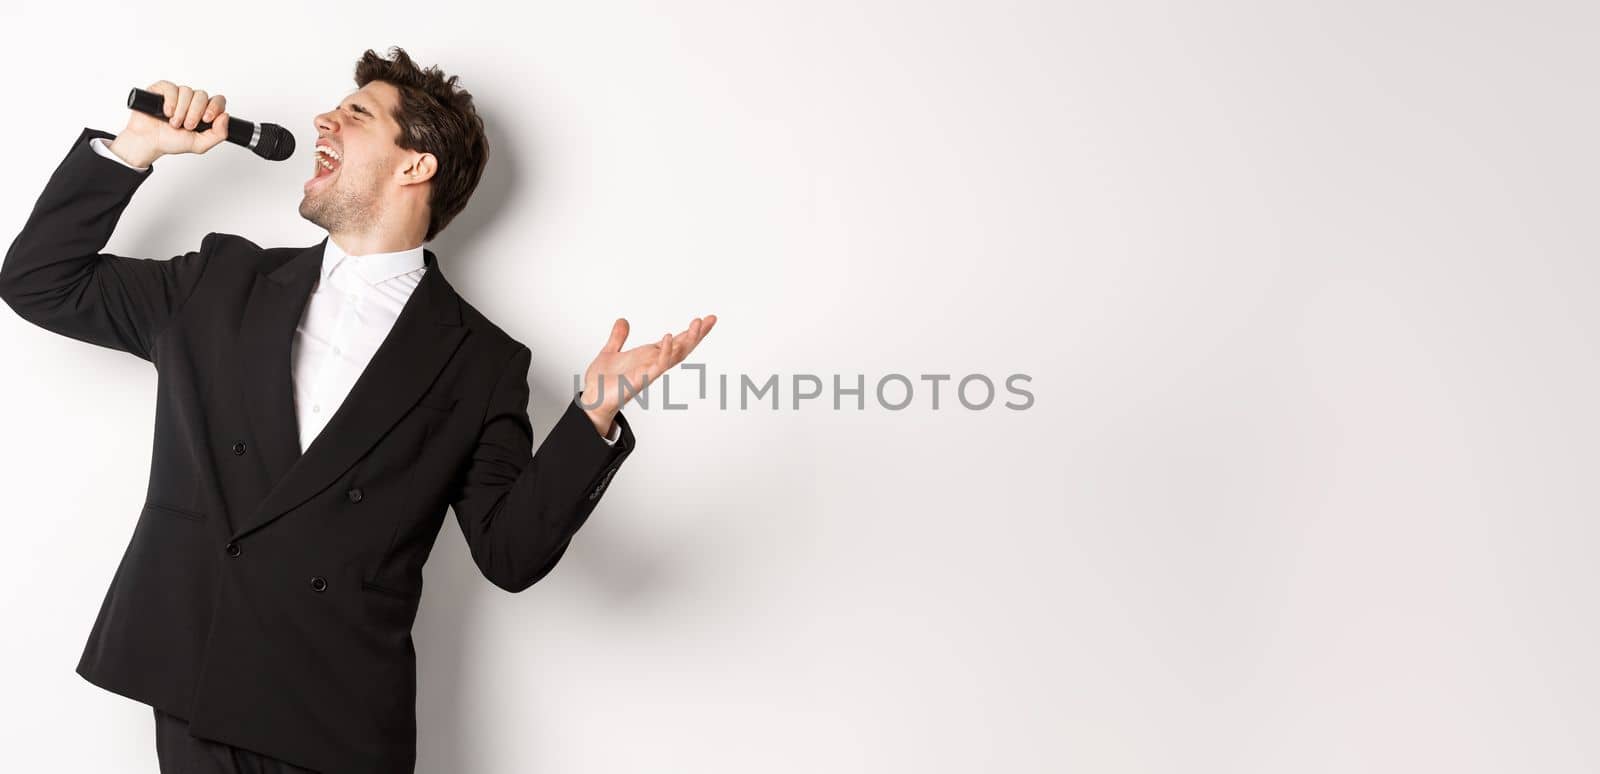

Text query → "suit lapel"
[234,240,321,495]
[230,237,470,541]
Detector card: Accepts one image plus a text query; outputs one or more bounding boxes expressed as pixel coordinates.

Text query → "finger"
[654,332,672,374]
[686,314,717,352]
[601,318,628,354]
[198,112,229,151]
[184,89,208,130]
[667,316,700,347]
[173,86,194,127]
[668,315,713,363]
[666,317,705,362]
[148,81,177,119]
[678,318,704,361]
[202,93,226,124]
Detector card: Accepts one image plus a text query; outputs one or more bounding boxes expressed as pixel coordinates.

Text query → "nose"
[314,110,340,136]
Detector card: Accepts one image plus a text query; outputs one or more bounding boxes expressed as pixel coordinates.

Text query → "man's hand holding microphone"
[108,81,230,168]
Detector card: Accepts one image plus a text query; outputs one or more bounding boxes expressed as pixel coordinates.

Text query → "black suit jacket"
[0,127,636,773]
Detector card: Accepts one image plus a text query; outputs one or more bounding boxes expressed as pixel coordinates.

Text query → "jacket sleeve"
[448,344,636,592]
[0,127,214,363]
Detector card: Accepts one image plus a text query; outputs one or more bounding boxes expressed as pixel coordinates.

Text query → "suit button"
[232,441,246,455]
[347,488,363,503]
[225,542,241,557]
[310,576,327,592]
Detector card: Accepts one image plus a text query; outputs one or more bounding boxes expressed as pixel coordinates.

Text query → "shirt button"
[312,405,321,413]
[232,441,246,455]
[225,542,241,557]
[310,576,328,592]
[347,488,364,503]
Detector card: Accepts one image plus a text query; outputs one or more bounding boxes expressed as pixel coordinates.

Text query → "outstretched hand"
[579,315,718,437]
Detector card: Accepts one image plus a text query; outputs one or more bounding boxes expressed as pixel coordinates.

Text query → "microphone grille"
[255,123,296,161]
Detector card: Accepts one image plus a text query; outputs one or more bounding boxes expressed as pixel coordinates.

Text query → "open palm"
[579,315,717,435]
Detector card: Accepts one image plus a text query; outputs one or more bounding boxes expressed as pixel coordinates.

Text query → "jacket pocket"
[144,501,205,521]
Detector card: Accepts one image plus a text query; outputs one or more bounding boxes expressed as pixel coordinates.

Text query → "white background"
[0,1,1595,772]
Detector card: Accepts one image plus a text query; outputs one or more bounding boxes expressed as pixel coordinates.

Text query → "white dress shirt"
[90,135,620,452]
[291,237,425,452]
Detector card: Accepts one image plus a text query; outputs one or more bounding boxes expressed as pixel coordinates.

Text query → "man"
[0,46,715,773]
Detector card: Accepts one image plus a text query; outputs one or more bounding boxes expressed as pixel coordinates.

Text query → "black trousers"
[153,707,320,774]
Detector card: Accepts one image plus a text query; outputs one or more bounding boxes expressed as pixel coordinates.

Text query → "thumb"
[197,112,229,152]
[601,318,628,353]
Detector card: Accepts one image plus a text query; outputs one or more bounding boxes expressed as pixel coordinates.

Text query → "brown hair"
[354,46,489,242]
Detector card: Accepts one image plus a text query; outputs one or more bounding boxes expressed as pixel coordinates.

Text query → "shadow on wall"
[413,104,704,772]
[422,104,521,279]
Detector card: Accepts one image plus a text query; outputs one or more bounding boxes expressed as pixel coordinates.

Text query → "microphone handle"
[125,87,294,160]
[127,87,250,143]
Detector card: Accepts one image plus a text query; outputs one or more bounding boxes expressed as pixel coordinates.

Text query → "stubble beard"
[299,173,378,236]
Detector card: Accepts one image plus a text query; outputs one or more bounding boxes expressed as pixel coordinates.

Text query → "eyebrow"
[343,100,375,118]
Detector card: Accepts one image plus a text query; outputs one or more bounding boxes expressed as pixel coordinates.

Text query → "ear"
[398,152,437,186]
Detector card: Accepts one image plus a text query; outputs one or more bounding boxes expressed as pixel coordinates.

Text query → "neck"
[327,219,426,256]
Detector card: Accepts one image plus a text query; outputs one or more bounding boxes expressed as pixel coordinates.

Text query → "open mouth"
[306,143,342,190]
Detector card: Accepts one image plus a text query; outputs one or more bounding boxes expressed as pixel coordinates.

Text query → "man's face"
[299,81,406,234]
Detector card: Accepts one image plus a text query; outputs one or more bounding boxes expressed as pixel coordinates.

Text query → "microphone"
[125,87,296,161]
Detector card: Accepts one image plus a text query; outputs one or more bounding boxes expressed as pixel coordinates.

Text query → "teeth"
[314,144,340,175]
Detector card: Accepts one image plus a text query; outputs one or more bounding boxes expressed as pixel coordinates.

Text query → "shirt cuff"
[90,135,150,171]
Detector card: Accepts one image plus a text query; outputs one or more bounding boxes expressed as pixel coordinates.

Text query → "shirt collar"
[320,235,427,285]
